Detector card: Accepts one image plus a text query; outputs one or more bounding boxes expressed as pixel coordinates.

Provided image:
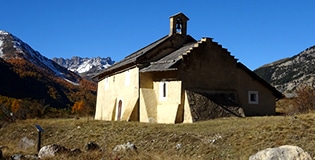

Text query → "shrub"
[293,84,315,113]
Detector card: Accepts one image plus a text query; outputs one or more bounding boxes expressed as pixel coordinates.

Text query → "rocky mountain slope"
[0,30,96,112]
[0,30,80,83]
[52,56,114,80]
[254,45,315,97]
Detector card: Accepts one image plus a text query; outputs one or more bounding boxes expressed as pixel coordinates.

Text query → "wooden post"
[35,125,43,153]
[37,131,41,152]
[0,149,3,160]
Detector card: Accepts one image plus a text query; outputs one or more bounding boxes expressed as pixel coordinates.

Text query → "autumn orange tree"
[71,100,86,116]
[0,96,14,121]
[11,99,22,113]
[10,99,21,119]
[0,95,49,120]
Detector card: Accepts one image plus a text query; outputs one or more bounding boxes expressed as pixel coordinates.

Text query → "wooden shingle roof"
[140,42,196,72]
[94,33,196,80]
[95,35,170,79]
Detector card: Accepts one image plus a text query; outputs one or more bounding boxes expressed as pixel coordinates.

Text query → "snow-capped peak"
[0,38,3,57]
[0,30,9,35]
[73,57,112,73]
[52,57,114,79]
[0,30,9,57]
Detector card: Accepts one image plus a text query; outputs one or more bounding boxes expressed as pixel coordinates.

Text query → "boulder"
[249,145,312,160]
[11,154,24,160]
[38,144,69,159]
[175,143,182,150]
[84,142,100,152]
[113,142,137,152]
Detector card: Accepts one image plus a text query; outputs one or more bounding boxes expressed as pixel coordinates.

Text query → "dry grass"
[1,113,315,160]
[276,98,297,115]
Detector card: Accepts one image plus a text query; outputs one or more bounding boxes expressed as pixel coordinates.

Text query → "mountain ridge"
[0,30,96,115]
[0,30,80,83]
[52,56,114,80]
[254,45,315,97]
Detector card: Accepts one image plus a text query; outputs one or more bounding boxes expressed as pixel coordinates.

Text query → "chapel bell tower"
[169,13,189,36]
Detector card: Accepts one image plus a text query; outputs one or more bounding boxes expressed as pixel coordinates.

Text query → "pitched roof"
[95,33,196,80]
[140,38,212,72]
[95,35,170,79]
[140,42,196,72]
[141,37,283,99]
[170,12,189,20]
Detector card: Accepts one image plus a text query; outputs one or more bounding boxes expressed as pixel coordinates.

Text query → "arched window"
[117,100,122,120]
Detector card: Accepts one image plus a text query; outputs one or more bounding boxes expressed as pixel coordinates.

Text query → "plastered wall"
[95,67,139,121]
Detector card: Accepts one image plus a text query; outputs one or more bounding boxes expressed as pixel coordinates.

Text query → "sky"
[1,1,314,70]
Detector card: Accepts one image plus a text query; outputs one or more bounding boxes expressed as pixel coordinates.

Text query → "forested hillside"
[0,31,97,119]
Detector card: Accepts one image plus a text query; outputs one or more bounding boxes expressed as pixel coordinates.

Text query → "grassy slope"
[1,113,315,160]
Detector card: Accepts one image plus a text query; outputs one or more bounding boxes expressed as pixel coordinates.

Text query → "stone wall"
[186,90,245,122]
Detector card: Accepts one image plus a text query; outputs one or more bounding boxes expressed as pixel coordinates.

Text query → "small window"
[105,77,109,90]
[125,70,130,86]
[163,83,166,98]
[248,91,259,104]
[159,81,167,100]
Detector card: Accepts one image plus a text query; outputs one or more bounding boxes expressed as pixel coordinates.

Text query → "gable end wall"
[178,39,276,116]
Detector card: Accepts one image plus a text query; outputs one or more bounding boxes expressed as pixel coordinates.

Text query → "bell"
[176,19,182,30]
[176,23,181,30]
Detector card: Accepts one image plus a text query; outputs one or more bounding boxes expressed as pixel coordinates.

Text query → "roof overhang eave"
[140,68,178,73]
[93,62,137,81]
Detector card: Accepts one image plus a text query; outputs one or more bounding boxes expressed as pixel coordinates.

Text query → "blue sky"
[1,1,314,70]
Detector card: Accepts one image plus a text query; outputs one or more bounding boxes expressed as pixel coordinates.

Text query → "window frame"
[248,91,259,104]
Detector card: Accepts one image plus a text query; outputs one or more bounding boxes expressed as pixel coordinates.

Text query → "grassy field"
[1,111,315,160]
